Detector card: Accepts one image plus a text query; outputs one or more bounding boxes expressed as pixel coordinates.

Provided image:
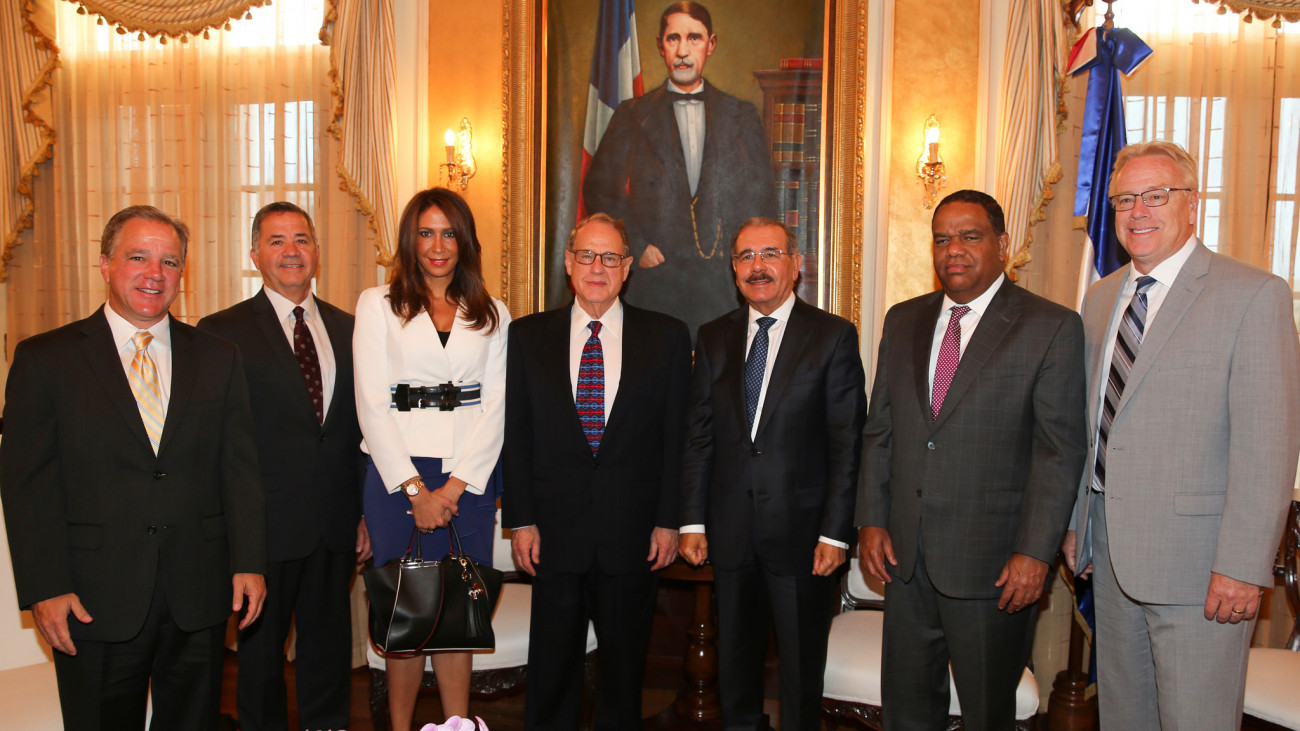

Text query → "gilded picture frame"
[501,0,865,327]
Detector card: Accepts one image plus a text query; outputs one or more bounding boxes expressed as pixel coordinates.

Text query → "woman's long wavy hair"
[386,187,499,334]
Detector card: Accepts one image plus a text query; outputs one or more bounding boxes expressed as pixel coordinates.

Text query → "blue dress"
[364,456,498,567]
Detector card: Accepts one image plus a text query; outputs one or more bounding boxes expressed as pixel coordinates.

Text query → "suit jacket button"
[750,449,761,457]
[147,525,158,535]
[926,442,935,450]
[153,471,166,479]
[916,489,922,497]
[319,434,326,442]
[746,489,754,498]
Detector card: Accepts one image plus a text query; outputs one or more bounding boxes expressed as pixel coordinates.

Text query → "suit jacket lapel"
[912,294,944,424]
[78,308,154,454]
[723,310,751,441]
[603,306,641,441]
[549,307,591,452]
[317,298,353,429]
[158,316,194,456]
[932,284,1021,429]
[1115,243,1210,415]
[253,290,321,427]
[754,301,812,439]
[647,87,691,201]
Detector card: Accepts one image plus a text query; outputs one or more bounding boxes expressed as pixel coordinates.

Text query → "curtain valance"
[1196,0,1300,27]
[62,0,267,41]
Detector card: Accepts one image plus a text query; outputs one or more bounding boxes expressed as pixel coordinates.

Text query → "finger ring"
[1232,609,1246,615]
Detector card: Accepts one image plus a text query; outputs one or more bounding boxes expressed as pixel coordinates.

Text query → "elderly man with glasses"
[1063,140,1300,729]
[503,212,692,730]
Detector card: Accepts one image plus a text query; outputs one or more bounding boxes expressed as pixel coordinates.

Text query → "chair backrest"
[1282,500,1299,651]
[492,510,520,577]
[841,556,886,610]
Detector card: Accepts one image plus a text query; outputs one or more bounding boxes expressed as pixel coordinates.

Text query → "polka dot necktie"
[744,317,777,430]
[292,306,324,423]
[931,305,970,420]
[576,321,605,455]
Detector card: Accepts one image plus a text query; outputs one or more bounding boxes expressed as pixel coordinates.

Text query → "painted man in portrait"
[583,0,778,337]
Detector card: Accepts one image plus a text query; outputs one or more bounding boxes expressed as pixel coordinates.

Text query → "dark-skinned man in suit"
[1,205,266,729]
[504,213,691,730]
[857,190,1086,731]
[680,216,866,731]
[198,201,367,731]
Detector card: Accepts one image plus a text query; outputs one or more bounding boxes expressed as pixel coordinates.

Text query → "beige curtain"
[994,0,1071,277]
[1119,6,1300,321]
[320,0,396,265]
[0,0,57,280]
[7,0,377,352]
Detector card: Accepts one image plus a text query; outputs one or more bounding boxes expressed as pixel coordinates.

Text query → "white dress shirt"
[569,298,624,421]
[263,287,336,418]
[926,274,1006,405]
[105,304,173,414]
[668,80,706,196]
[682,294,845,549]
[1091,235,1199,435]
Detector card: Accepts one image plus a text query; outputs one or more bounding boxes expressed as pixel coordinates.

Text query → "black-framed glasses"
[731,249,788,265]
[569,249,631,267]
[1108,187,1193,211]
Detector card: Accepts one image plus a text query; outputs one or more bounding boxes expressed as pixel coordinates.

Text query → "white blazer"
[353,285,510,494]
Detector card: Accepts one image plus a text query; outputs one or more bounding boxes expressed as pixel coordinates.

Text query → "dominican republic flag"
[577,0,642,222]
[1070,25,1152,297]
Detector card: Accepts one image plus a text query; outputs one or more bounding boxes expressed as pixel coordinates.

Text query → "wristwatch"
[402,478,425,497]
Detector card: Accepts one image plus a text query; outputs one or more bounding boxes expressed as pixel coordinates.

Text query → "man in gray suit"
[858,190,1087,730]
[1063,141,1300,729]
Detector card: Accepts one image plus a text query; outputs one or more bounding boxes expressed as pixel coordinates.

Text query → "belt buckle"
[393,383,412,412]
[436,382,460,412]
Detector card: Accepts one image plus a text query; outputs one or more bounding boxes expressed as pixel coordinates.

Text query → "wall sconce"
[916,114,946,209]
[441,118,477,191]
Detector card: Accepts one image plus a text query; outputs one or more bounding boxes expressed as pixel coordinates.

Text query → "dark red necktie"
[293,306,324,423]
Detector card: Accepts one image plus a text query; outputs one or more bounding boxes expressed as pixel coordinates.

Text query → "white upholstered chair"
[822,558,1040,730]
[1243,499,1300,730]
[366,510,598,728]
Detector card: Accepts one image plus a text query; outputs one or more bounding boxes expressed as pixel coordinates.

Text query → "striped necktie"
[128,331,165,454]
[1093,275,1157,492]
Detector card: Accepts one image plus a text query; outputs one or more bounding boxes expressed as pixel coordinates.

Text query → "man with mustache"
[856,190,1086,730]
[198,201,366,731]
[583,1,777,338]
[680,217,865,730]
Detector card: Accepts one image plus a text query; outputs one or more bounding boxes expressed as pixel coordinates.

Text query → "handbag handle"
[401,519,469,563]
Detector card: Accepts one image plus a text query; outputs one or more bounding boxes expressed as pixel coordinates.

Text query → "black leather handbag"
[364,523,503,654]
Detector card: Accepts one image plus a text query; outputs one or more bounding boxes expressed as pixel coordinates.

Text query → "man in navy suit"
[2,205,266,729]
[199,202,367,731]
[680,217,866,731]
[504,213,691,730]
[584,1,777,336]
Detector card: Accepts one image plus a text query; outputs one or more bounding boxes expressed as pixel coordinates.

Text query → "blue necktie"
[744,317,777,430]
[1094,276,1156,492]
[576,321,605,454]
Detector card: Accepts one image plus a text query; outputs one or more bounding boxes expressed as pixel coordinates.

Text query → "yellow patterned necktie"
[128,331,165,454]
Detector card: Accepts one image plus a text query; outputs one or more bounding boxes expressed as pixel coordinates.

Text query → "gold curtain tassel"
[203,29,211,39]
[137,31,146,41]
[96,17,103,25]
[159,35,167,44]
[76,5,86,14]
[225,21,233,31]
[115,25,126,35]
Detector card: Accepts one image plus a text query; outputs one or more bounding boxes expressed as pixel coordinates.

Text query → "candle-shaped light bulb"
[444,129,456,164]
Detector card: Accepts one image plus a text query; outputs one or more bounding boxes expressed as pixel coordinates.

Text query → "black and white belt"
[390,382,482,412]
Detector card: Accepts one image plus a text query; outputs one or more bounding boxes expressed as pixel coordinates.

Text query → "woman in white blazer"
[354,187,510,730]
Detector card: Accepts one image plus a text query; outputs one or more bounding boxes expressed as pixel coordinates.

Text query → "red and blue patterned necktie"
[576,321,605,454]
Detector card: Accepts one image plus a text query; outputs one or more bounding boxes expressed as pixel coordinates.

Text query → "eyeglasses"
[731,249,789,265]
[569,249,630,267]
[1108,187,1193,211]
